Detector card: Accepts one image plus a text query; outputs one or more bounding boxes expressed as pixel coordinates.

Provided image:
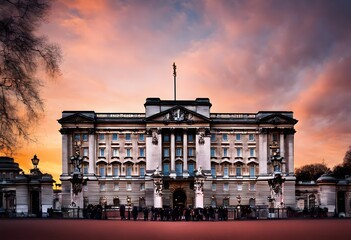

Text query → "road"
[0,218,349,240]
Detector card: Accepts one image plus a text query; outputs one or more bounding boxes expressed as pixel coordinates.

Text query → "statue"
[195,166,203,176]
[198,130,205,144]
[152,130,158,145]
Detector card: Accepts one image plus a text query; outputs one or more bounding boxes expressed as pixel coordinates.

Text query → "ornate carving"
[152,130,158,145]
[163,108,194,123]
[198,129,205,145]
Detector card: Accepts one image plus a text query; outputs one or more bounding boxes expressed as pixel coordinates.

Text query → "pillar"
[183,130,188,172]
[259,133,268,175]
[62,134,69,175]
[88,133,95,175]
[171,130,175,172]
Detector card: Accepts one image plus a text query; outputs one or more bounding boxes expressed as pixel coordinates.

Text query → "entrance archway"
[173,189,186,208]
[31,191,40,216]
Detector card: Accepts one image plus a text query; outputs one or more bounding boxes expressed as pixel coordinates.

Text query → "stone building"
[296,174,351,217]
[0,156,55,217]
[58,97,298,213]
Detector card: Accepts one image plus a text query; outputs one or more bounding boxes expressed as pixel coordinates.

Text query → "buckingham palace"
[58,97,298,214]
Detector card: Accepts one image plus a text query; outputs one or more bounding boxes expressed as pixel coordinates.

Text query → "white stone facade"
[58,98,298,210]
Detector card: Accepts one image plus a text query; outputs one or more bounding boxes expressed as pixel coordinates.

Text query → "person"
[132,206,138,221]
[119,204,125,220]
[143,207,149,221]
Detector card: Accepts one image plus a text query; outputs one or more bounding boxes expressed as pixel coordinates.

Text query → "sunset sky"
[13,0,351,183]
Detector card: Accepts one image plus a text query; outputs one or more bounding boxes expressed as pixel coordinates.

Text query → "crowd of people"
[119,205,230,221]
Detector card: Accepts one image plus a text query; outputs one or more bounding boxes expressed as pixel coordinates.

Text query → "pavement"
[0,218,350,240]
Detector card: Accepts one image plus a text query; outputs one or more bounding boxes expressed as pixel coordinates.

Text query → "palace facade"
[58,98,298,212]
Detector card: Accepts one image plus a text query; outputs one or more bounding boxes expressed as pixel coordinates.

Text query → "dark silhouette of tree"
[332,146,351,178]
[295,163,330,182]
[0,0,61,154]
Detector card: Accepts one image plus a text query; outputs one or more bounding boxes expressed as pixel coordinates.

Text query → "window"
[223,183,229,191]
[211,148,216,158]
[176,162,183,176]
[249,182,255,191]
[272,133,278,142]
[188,162,195,176]
[176,134,182,142]
[223,198,229,207]
[139,166,145,177]
[212,183,217,191]
[112,148,119,157]
[163,134,170,142]
[163,163,170,175]
[126,182,132,191]
[112,133,118,141]
[236,134,241,141]
[250,165,255,177]
[236,166,242,176]
[125,133,131,141]
[83,164,88,174]
[222,134,228,141]
[223,166,229,177]
[126,148,131,157]
[211,134,216,142]
[114,183,119,191]
[249,134,254,141]
[126,165,132,177]
[82,134,88,141]
[113,166,119,177]
[249,148,255,157]
[140,183,145,191]
[100,182,106,191]
[237,183,243,191]
[188,134,194,142]
[113,197,120,205]
[139,134,145,141]
[163,148,170,157]
[139,148,145,157]
[99,134,105,141]
[211,198,217,208]
[74,134,80,141]
[188,148,194,157]
[176,148,182,157]
[99,166,105,177]
[236,148,242,157]
[99,148,105,157]
[223,148,228,157]
[211,164,216,177]
[83,148,89,157]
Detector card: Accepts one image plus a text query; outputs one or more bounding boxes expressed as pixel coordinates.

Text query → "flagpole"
[173,62,176,101]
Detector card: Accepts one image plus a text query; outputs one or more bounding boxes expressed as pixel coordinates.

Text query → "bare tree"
[0,0,61,155]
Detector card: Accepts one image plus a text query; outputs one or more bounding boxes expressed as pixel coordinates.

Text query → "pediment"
[58,113,95,124]
[258,113,297,125]
[145,106,210,124]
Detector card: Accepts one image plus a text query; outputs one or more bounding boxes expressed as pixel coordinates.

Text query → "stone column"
[88,133,95,175]
[170,130,175,172]
[287,134,294,174]
[62,134,69,175]
[280,133,286,173]
[258,132,268,175]
[183,129,188,172]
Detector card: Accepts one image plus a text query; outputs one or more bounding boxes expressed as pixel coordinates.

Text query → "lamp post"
[30,154,41,174]
[236,195,241,219]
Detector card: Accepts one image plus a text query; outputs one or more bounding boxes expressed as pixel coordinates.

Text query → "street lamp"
[31,155,40,168]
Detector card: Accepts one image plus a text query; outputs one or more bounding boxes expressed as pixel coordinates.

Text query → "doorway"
[337,191,346,214]
[31,191,40,216]
[173,189,186,208]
